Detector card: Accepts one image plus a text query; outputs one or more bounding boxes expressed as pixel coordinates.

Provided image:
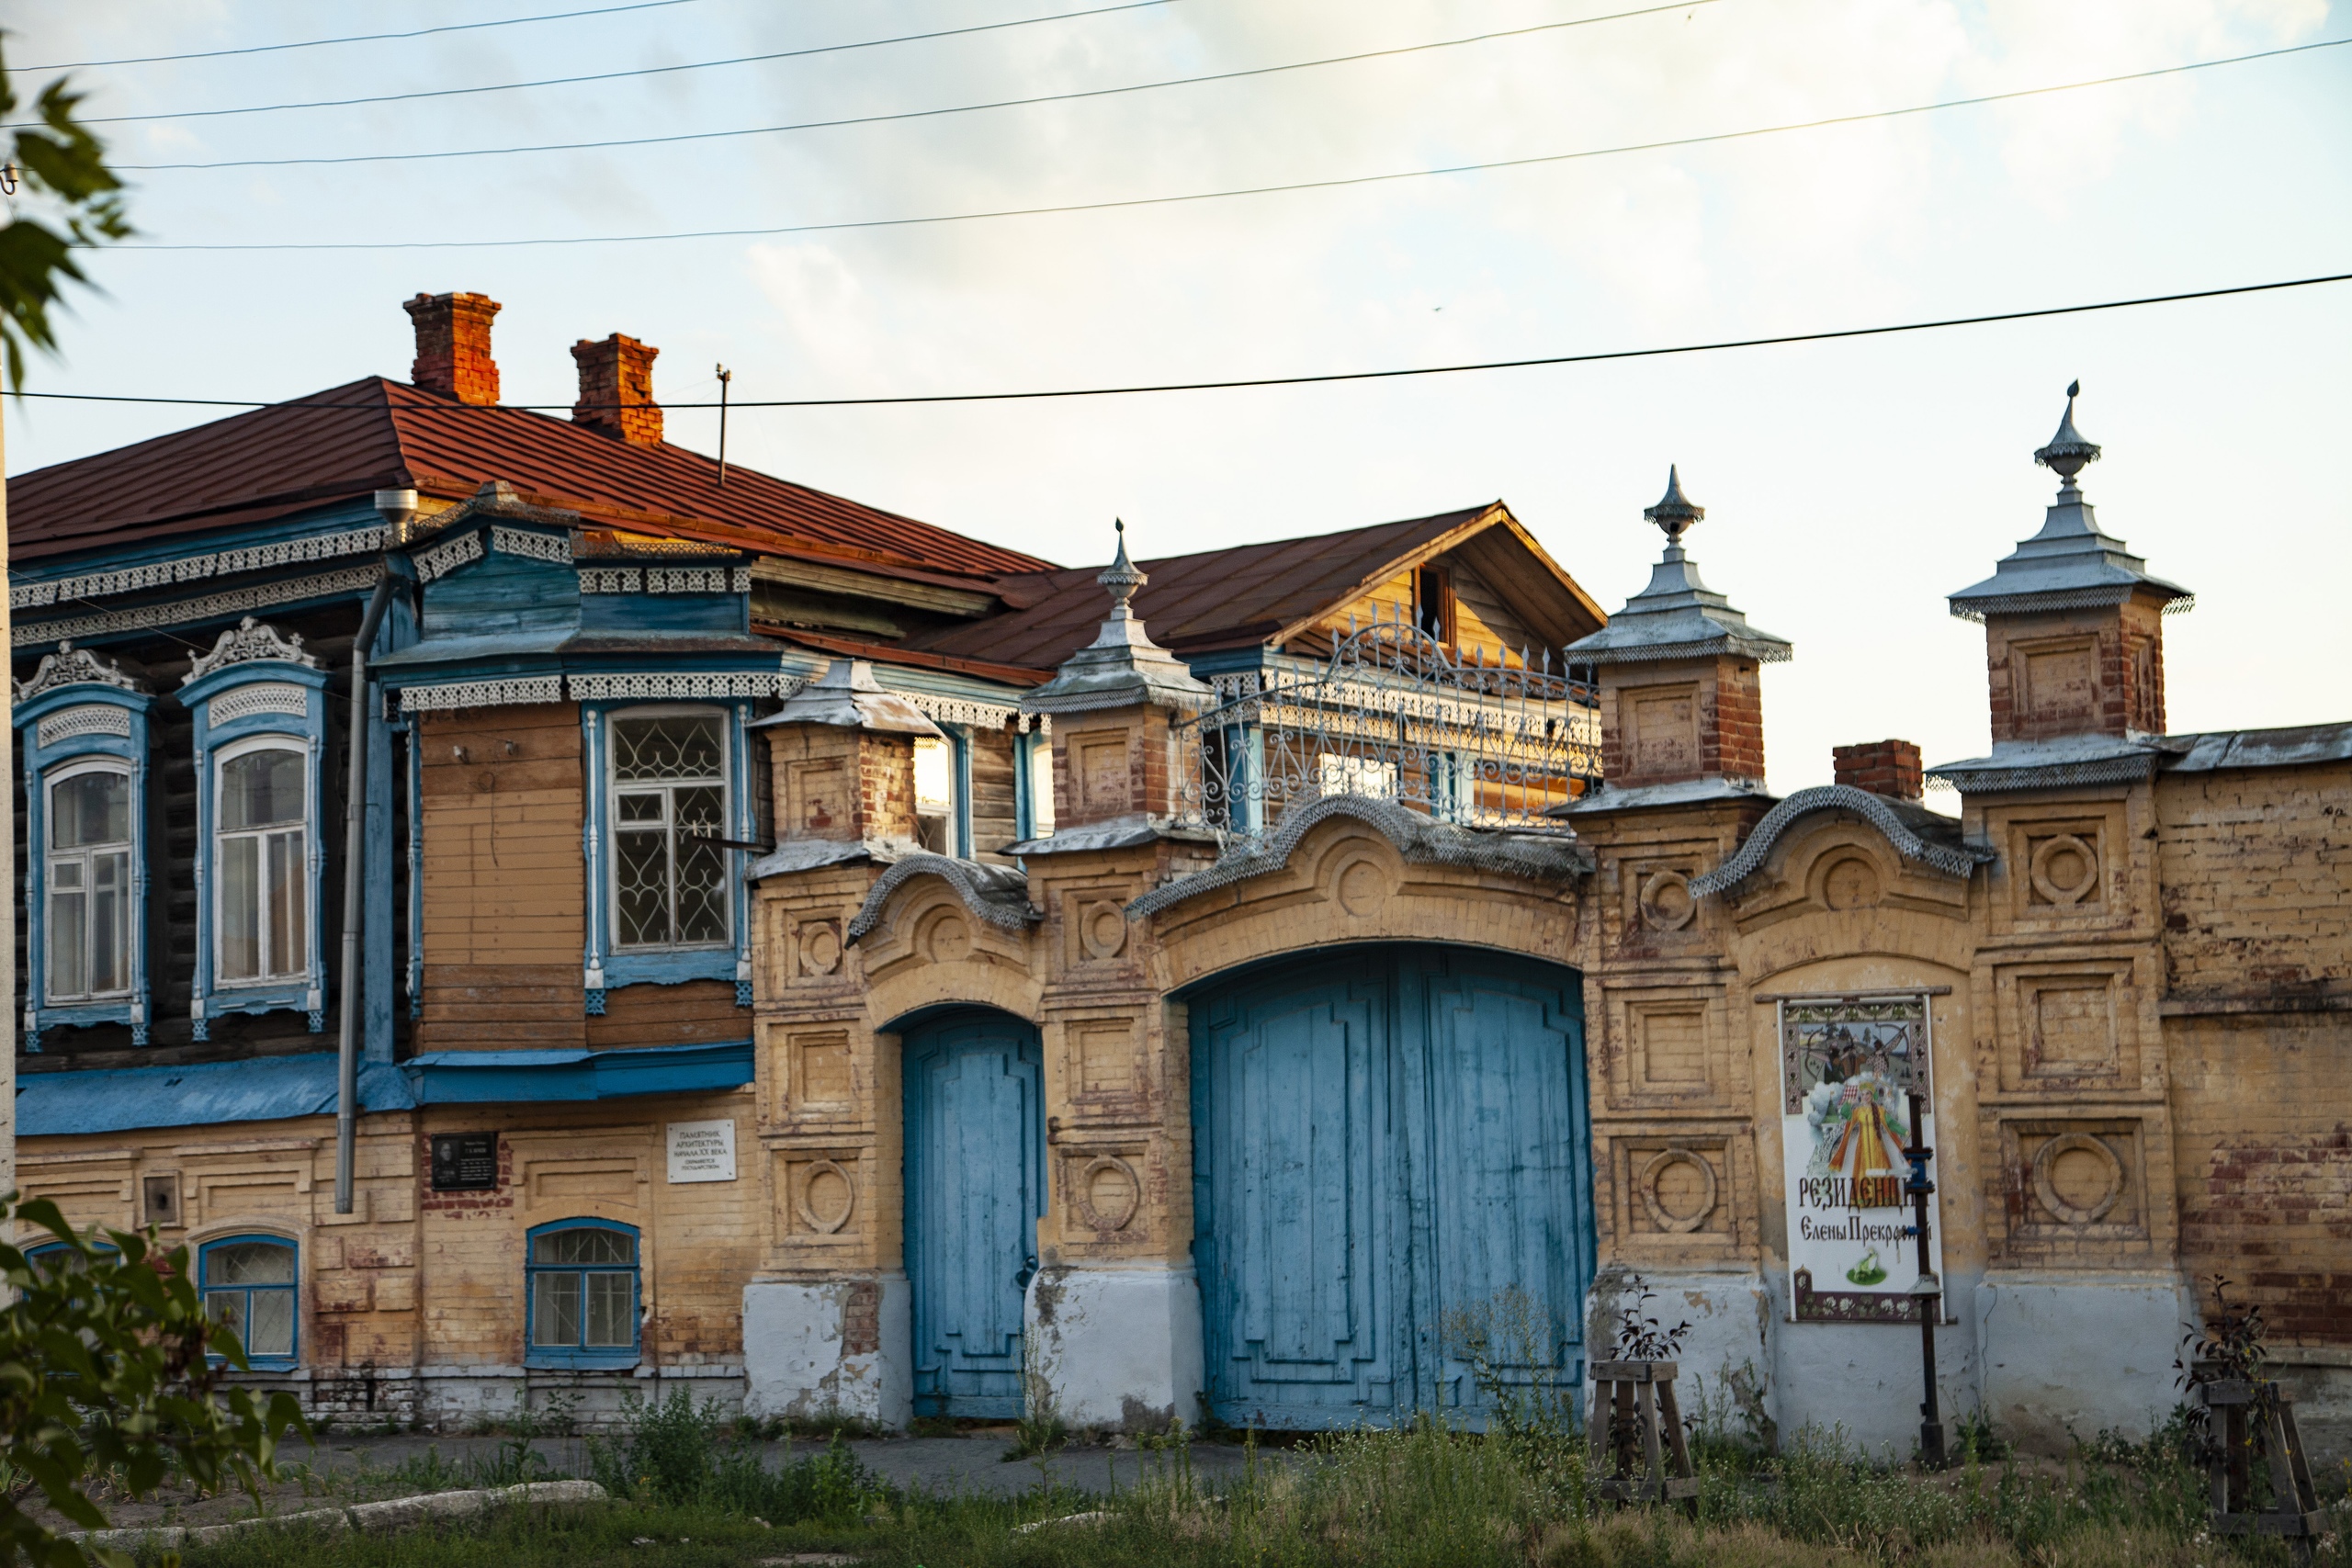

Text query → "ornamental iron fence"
[1173,613,1601,844]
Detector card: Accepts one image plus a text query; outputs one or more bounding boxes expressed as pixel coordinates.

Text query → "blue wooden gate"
[1190,945,1592,1428]
[903,1010,1045,1418]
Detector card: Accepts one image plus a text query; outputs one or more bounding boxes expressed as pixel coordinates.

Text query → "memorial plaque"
[667,1119,737,1183]
[430,1133,499,1191]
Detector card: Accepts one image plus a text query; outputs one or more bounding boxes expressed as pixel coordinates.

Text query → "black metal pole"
[1905,1086,1946,1466]
[716,365,732,487]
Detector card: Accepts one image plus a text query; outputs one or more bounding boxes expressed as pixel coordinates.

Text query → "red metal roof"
[7,378,1055,582]
[907,504,1508,670]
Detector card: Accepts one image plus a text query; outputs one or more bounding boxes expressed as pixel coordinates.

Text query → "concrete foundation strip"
[67,1478,609,1550]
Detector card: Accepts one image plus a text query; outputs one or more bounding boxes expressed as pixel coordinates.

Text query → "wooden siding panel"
[588,978,747,1049]
[416,706,587,1050]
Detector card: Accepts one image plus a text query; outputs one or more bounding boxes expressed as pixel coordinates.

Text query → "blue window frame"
[182,620,333,1040]
[581,701,756,1012]
[198,1234,299,1369]
[14,645,155,1050]
[912,728,970,857]
[526,1220,641,1369]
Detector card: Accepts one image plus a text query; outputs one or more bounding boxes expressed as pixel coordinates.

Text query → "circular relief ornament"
[926,915,972,963]
[2029,834,2099,907]
[1336,859,1387,918]
[2031,1133,2123,1225]
[797,1160,855,1235]
[1072,1155,1142,1233]
[1636,1146,1718,1234]
[799,921,842,976]
[1080,900,1128,961]
[1637,871,1697,931]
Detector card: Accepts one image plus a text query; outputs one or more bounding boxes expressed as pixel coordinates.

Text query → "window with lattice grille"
[610,714,730,949]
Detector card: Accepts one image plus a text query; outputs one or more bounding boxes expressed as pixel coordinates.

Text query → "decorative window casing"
[526,1220,641,1369]
[181,620,332,1039]
[199,1234,300,1369]
[14,643,154,1049]
[582,701,756,1011]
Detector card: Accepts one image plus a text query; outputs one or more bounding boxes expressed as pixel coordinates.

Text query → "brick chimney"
[402,291,503,405]
[571,333,662,445]
[1832,739,1923,800]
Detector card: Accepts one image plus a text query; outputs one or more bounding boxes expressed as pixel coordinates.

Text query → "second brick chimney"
[1832,739,1923,800]
[403,291,503,405]
[571,333,662,445]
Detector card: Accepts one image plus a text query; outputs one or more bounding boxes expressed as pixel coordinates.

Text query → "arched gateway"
[1187,943,1592,1427]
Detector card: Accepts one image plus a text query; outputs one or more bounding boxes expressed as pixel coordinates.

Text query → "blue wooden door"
[903,1012,1044,1418]
[1191,946,1591,1428]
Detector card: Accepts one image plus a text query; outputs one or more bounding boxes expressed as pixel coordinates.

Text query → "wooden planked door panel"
[904,1011,1044,1418]
[1192,944,1590,1430]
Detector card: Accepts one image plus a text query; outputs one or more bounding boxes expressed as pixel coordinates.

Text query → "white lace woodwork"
[8,525,389,610]
[206,683,312,725]
[490,525,574,565]
[399,676,566,713]
[185,618,322,682]
[14,566,383,649]
[36,705,134,748]
[415,530,485,582]
[899,692,1021,730]
[578,567,752,593]
[16,642,145,702]
[568,671,794,702]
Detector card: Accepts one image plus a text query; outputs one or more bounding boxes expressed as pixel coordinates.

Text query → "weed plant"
[582,1387,895,1527]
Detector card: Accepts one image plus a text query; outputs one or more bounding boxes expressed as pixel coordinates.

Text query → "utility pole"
[715,365,732,488]
[1905,1087,1946,1466]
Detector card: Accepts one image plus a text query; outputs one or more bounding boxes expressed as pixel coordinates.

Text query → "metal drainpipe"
[337,491,413,1215]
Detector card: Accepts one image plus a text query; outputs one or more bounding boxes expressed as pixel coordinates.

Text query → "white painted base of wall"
[1976,1273,2189,1450]
[1587,1269,1778,1447]
[1770,1280,1980,1460]
[742,1273,912,1429]
[1027,1263,1203,1434]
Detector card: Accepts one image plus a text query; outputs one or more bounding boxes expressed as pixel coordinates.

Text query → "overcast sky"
[6,0,2347,789]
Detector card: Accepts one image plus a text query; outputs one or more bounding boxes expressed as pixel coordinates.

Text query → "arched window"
[198,1235,298,1368]
[526,1220,640,1369]
[215,741,309,984]
[45,763,133,1001]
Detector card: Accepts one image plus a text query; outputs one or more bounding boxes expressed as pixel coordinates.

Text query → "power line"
[12,0,715,72]
[107,38,2352,251]
[111,0,1717,170]
[32,1,1182,128]
[16,271,2347,412]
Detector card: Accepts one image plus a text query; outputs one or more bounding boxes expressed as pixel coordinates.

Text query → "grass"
[141,1409,2352,1568]
[130,1374,2352,1568]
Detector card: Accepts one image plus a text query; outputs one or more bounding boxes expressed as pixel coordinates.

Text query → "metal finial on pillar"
[1098,516,1147,615]
[1643,464,1705,547]
[2033,380,2101,487]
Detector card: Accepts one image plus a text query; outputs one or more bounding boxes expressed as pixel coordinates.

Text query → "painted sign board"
[666,1118,737,1183]
[1779,995,1945,1323]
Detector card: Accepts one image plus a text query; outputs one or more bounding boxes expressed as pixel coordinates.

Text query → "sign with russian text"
[666,1119,737,1183]
[1780,995,1944,1323]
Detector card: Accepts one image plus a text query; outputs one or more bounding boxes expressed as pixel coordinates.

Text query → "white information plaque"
[666,1119,737,1183]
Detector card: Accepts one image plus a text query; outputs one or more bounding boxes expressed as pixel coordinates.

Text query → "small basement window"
[200,1235,299,1368]
[526,1221,641,1369]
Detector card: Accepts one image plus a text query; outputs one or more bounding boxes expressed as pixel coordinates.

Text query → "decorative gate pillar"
[1013,523,1220,1431]
[741,660,943,1426]
[1560,469,1797,1436]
